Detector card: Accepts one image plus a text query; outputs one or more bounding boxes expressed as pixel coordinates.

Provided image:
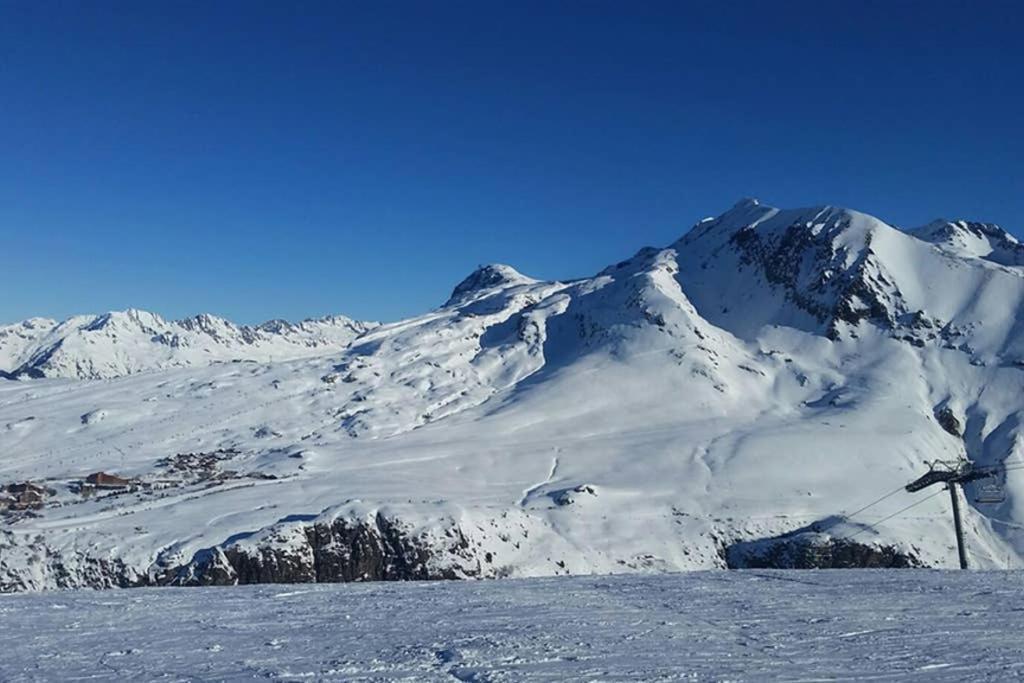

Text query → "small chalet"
[85,472,133,490]
[4,482,47,510]
[14,489,44,509]
[8,481,45,496]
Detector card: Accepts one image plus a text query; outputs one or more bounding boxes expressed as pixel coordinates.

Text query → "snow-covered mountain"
[0,310,376,379]
[674,199,1024,349]
[910,218,1024,267]
[3,199,1024,591]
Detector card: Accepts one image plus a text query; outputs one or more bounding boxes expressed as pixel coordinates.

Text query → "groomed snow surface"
[2,571,1022,681]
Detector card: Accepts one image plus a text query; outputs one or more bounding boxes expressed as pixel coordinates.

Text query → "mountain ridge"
[0,309,377,380]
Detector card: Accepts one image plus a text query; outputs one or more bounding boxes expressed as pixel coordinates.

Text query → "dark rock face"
[728,220,907,340]
[721,214,954,347]
[935,406,963,438]
[726,530,922,569]
[446,264,526,306]
[916,220,1024,267]
[171,512,482,586]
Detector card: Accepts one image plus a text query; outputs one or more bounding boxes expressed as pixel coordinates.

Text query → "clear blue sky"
[2,1,1021,324]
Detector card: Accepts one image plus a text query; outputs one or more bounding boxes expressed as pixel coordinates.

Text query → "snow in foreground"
[2,571,1022,681]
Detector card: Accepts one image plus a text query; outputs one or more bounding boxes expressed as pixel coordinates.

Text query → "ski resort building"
[85,472,133,490]
[4,482,47,510]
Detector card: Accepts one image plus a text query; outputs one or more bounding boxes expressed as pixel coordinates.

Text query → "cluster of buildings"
[0,471,137,513]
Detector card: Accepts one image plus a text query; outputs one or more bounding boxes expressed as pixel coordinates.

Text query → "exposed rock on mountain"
[168,507,486,586]
[727,529,922,569]
[675,199,1024,353]
[911,219,1024,267]
[445,264,538,307]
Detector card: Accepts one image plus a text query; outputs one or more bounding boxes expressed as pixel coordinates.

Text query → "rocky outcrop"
[729,219,911,341]
[3,507,492,593]
[445,264,535,307]
[726,529,922,569]
[912,219,1024,267]
[935,406,963,438]
[169,510,485,586]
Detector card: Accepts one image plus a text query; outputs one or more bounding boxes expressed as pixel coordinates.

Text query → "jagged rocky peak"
[910,219,1024,266]
[314,314,363,326]
[14,317,57,331]
[445,263,537,306]
[913,218,1014,243]
[678,199,884,260]
[293,315,376,333]
[674,199,1024,352]
[0,317,57,342]
[674,199,1024,350]
[84,308,168,332]
[178,312,238,336]
[256,318,297,335]
[728,196,762,214]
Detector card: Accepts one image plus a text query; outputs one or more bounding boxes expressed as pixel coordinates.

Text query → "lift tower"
[905,461,996,569]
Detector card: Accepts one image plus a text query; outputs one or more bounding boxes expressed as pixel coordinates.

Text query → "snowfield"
[2,571,1024,681]
[4,199,1024,590]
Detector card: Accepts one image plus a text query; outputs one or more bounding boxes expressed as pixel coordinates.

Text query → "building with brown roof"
[85,472,134,489]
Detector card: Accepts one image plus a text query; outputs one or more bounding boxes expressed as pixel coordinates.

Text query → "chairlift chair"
[975,481,1006,504]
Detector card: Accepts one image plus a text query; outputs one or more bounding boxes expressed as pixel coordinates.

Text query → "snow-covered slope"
[5,572,1024,681]
[0,309,376,379]
[3,199,1024,591]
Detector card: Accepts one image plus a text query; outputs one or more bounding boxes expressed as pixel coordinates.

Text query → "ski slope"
[2,570,1023,681]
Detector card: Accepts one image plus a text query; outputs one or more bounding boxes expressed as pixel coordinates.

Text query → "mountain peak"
[910,219,1024,266]
[913,218,1016,243]
[85,308,167,330]
[445,264,536,306]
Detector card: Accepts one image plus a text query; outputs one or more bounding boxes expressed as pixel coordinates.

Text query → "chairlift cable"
[846,489,945,540]
[816,484,909,533]
[840,485,908,520]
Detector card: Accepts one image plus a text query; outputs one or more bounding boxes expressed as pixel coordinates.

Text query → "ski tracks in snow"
[518,451,560,507]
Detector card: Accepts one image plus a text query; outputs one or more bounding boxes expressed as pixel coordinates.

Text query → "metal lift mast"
[904,461,996,569]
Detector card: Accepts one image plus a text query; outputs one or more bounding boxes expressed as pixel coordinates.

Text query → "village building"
[13,489,45,509]
[85,472,134,490]
[8,481,46,496]
[4,482,48,511]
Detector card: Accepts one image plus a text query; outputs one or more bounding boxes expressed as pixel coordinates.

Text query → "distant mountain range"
[4,198,1024,591]
[0,310,376,379]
